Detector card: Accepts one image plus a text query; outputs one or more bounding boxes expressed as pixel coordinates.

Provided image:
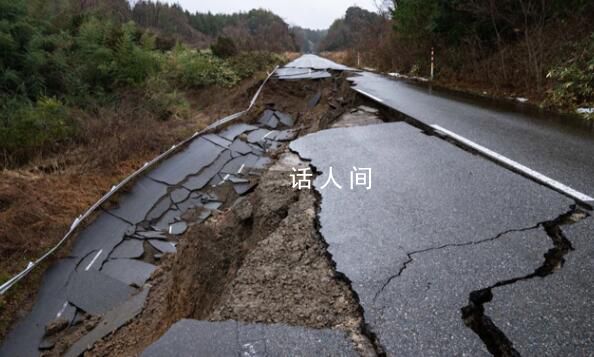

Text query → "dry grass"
[282,52,302,62]
[321,51,351,65]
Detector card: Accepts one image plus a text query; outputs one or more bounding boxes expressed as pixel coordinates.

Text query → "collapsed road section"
[0,55,374,356]
[0,102,302,356]
[1,54,592,357]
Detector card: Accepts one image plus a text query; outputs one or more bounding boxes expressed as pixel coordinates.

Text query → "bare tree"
[374,0,395,18]
[518,0,548,92]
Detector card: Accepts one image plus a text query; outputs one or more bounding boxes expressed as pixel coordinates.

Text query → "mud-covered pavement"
[1,55,593,357]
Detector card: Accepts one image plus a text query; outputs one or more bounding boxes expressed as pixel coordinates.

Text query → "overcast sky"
[161,0,378,30]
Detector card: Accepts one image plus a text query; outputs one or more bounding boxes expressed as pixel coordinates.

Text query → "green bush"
[210,36,238,59]
[546,33,594,118]
[73,18,162,92]
[112,22,161,86]
[145,75,190,121]
[227,51,284,79]
[169,47,239,88]
[0,97,75,156]
[0,1,283,166]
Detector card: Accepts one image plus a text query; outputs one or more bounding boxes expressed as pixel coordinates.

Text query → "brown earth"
[85,166,374,357]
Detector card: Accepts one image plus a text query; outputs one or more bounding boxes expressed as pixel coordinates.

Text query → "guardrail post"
[430,47,435,81]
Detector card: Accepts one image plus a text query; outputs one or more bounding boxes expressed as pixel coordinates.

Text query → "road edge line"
[432,124,594,209]
[353,88,384,104]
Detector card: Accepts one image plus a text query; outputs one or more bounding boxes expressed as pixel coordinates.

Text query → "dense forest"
[319,7,384,53]
[132,2,297,52]
[323,2,594,116]
[0,0,294,166]
[291,27,327,54]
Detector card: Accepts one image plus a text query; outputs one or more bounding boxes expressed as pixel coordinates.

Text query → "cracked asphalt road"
[291,120,591,355]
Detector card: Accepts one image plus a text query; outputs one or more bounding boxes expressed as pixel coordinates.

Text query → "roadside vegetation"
[317,1,594,118]
[0,0,291,340]
[0,0,288,167]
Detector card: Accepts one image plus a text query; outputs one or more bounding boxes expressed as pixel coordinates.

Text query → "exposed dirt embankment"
[74,72,375,356]
[166,170,300,323]
[86,164,371,356]
[206,170,360,332]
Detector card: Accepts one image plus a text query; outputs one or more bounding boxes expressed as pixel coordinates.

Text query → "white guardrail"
[0,66,279,295]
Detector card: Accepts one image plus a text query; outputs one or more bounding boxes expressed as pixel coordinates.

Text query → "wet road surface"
[350,71,594,197]
[288,55,593,355]
[291,122,590,355]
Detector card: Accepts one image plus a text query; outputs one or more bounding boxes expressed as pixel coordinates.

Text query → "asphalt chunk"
[149,138,224,186]
[110,239,145,259]
[64,288,150,357]
[203,134,233,149]
[70,213,130,260]
[108,177,169,225]
[218,123,259,141]
[229,138,253,155]
[148,240,177,254]
[101,259,156,288]
[66,270,135,316]
[183,150,233,191]
[170,187,191,204]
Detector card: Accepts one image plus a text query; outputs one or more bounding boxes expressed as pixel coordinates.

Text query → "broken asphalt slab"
[66,269,135,316]
[64,288,150,357]
[182,150,233,191]
[141,319,357,357]
[218,123,259,141]
[109,238,145,259]
[148,239,177,254]
[101,259,156,287]
[290,122,575,355]
[275,67,332,80]
[107,176,169,225]
[148,137,225,186]
[283,54,355,71]
[70,213,131,264]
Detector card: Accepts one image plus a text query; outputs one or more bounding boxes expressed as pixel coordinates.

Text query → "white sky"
[159,0,378,30]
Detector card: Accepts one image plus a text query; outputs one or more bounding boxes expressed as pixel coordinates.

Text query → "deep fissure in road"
[361,205,587,356]
[461,207,588,356]
[63,72,379,356]
[305,156,385,357]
